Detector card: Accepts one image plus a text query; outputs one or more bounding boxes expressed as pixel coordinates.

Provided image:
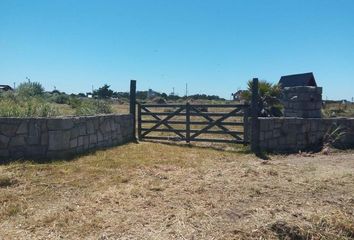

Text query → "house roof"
[279,72,317,88]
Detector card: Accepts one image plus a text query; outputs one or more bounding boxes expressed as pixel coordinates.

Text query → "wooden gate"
[137,103,250,144]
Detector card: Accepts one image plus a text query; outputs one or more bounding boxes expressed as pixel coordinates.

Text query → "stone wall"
[258,117,354,152]
[282,86,322,118]
[0,114,134,161]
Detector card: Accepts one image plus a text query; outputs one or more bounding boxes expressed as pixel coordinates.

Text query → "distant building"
[0,85,13,92]
[232,90,247,101]
[279,72,317,88]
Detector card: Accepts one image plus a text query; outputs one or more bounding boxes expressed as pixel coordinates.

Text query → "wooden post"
[186,102,191,143]
[243,107,249,144]
[130,80,137,140]
[137,103,142,141]
[251,78,260,153]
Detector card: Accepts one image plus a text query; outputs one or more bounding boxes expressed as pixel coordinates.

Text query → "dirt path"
[1,143,353,239]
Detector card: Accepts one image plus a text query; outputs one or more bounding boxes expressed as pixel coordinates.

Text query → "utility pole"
[13,82,16,90]
[185,83,188,97]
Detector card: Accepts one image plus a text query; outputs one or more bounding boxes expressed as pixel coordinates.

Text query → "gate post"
[243,107,250,145]
[250,78,260,153]
[137,103,142,141]
[186,102,191,143]
[130,80,137,140]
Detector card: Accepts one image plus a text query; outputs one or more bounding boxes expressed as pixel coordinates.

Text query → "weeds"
[3,204,22,217]
[270,211,354,239]
[322,102,354,118]
[270,221,310,240]
[0,92,113,117]
[71,99,113,115]
[324,123,354,149]
[0,95,59,117]
[0,176,16,187]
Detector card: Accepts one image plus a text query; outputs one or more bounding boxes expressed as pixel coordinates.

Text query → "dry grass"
[111,102,129,114]
[323,102,354,117]
[0,142,353,239]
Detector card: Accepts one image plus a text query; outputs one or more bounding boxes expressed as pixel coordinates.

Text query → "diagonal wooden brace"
[141,106,186,138]
[189,106,243,140]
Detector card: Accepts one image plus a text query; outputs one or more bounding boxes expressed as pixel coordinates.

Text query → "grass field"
[323,102,354,118]
[1,142,353,239]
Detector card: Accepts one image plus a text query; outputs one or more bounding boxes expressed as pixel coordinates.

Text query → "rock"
[25,146,46,157]
[48,130,71,151]
[89,134,97,145]
[0,149,9,158]
[0,135,10,149]
[0,123,19,137]
[87,121,95,134]
[9,146,25,159]
[78,123,87,135]
[70,138,78,148]
[47,119,74,130]
[9,135,26,147]
[41,133,49,145]
[70,127,80,139]
[16,121,28,134]
[97,131,104,142]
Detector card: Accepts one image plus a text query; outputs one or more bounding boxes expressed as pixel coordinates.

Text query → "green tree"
[93,84,113,99]
[17,81,44,97]
[241,80,283,117]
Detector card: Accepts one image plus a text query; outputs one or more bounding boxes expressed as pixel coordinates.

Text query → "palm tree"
[241,80,283,117]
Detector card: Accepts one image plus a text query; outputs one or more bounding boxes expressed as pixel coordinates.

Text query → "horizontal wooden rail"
[141,136,185,141]
[141,104,249,108]
[142,136,245,144]
[141,128,244,135]
[141,112,244,117]
[141,120,245,126]
[188,138,246,144]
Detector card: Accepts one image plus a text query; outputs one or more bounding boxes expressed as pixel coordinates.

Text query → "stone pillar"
[282,86,322,118]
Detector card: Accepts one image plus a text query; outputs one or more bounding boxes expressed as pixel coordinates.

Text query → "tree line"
[91,84,225,101]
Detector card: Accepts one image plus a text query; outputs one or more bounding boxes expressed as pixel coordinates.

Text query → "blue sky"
[1,0,354,100]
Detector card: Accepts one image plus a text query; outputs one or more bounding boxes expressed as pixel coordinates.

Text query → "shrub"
[16,81,44,97]
[49,93,70,104]
[0,96,59,117]
[0,91,113,117]
[241,80,283,117]
[324,124,354,149]
[67,98,113,116]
